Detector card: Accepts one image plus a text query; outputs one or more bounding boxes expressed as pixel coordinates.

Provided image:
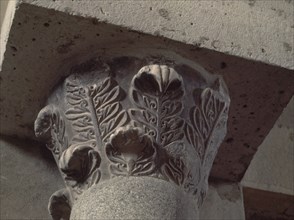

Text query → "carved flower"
[59,144,101,187]
[132,65,184,98]
[106,125,156,176]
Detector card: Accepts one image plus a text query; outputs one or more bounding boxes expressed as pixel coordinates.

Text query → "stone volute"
[34,57,230,220]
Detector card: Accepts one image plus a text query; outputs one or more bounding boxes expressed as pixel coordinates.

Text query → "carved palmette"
[34,62,230,219]
[129,65,187,185]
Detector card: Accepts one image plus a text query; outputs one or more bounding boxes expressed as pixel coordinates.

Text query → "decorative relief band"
[35,59,230,220]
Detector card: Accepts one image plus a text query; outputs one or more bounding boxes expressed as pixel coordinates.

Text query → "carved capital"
[35,58,230,219]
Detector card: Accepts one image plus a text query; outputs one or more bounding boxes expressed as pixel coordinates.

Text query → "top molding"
[23,0,294,70]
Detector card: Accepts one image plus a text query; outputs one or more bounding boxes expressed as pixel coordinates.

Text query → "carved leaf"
[64,76,128,195]
[185,78,229,206]
[130,65,184,147]
[34,105,68,157]
[66,77,128,146]
[89,77,129,142]
[185,87,227,161]
[59,144,101,189]
[65,80,95,145]
[162,157,186,185]
[48,188,71,220]
[106,126,156,176]
[129,65,186,184]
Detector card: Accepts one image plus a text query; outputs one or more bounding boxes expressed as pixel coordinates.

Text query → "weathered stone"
[0,1,293,219]
[243,187,294,220]
[34,60,230,218]
[0,135,246,219]
[1,2,294,184]
[22,0,294,70]
[0,1,294,186]
[71,176,198,220]
[0,137,64,219]
[242,96,294,195]
[200,182,245,220]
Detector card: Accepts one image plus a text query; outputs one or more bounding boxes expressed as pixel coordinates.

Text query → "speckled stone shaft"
[70,176,199,220]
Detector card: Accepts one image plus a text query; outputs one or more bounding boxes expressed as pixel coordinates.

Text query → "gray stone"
[200,183,245,220]
[0,136,245,219]
[70,176,198,220]
[23,0,294,70]
[0,136,64,219]
[0,1,293,220]
[1,1,294,184]
[242,96,294,195]
[243,187,294,220]
[34,61,230,218]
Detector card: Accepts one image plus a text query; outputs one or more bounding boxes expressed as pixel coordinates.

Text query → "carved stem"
[86,87,102,148]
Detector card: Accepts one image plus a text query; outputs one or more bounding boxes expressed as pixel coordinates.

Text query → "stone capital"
[34,57,230,219]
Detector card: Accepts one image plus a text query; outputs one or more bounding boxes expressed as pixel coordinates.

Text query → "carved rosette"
[35,60,230,220]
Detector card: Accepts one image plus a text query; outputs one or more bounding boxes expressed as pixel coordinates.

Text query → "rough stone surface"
[1,1,292,219]
[33,60,230,219]
[0,136,64,219]
[0,0,9,28]
[242,96,294,195]
[0,3,294,183]
[243,187,294,220]
[200,182,245,220]
[23,0,294,70]
[71,176,198,220]
[0,137,245,220]
[0,0,17,65]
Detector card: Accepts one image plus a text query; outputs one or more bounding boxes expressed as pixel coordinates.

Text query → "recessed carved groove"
[34,57,230,219]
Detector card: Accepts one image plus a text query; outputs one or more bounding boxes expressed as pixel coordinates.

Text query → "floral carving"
[129,65,186,185]
[185,78,230,205]
[35,61,230,218]
[65,81,95,145]
[89,77,129,142]
[34,105,68,157]
[130,65,184,144]
[162,157,186,185]
[185,87,227,161]
[65,77,129,146]
[59,144,101,196]
[106,126,156,176]
[48,188,71,220]
[59,76,129,200]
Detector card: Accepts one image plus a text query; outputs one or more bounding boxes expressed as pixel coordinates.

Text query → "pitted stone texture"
[33,61,229,218]
[70,176,198,220]
[242,96,294,195]
[23,0,294,70]
[1,2,294,183]
[0,137,64,219]
[200,183,245,220]
[243,187,294,220]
